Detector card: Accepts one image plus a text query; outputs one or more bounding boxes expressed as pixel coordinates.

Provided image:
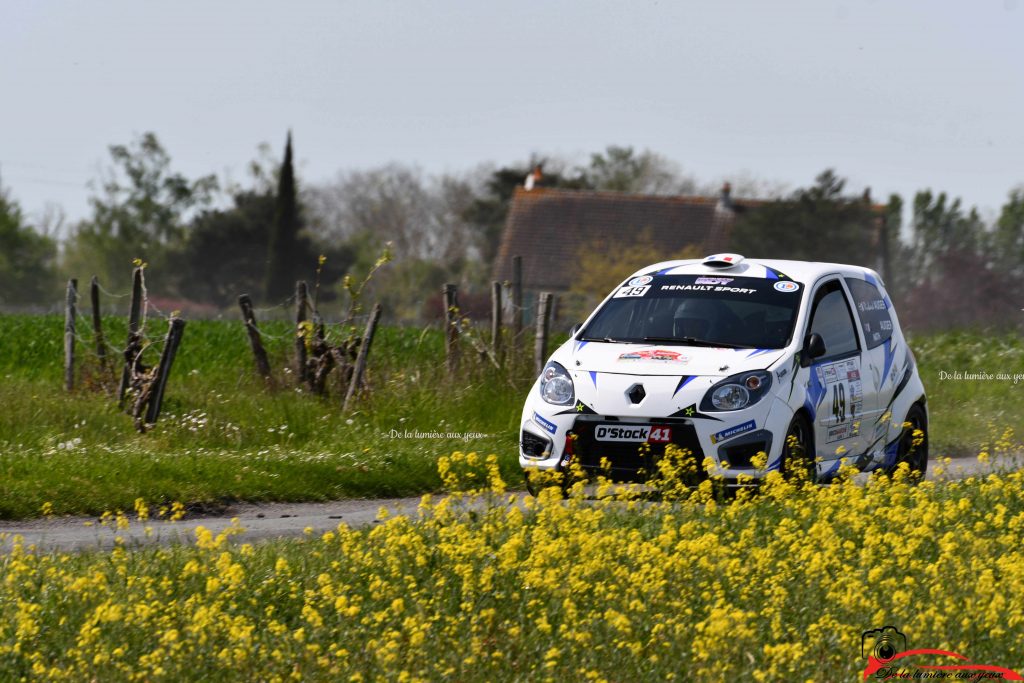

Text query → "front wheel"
[524,469,541,496]
[780,413,817,484]
[523,468,567,497]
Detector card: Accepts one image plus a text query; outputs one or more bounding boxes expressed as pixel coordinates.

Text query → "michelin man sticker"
[817,357,864,443]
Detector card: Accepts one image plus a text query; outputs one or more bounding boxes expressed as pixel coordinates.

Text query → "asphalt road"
[2,453,1020,554]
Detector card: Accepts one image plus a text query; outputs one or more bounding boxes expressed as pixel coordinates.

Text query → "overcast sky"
[2,0,1022,232]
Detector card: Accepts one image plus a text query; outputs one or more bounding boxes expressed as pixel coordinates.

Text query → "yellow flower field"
[1,452,1023,681]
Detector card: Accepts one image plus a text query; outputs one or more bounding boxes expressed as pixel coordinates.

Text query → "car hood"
[567,340,785,378]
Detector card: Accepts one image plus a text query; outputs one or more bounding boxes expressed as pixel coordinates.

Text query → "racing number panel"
[804,279,876,461]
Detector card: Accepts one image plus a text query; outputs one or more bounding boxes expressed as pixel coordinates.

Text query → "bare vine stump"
[238,294,272,381]
[511,255,523,342]
[118,267,144,406]
[64,279,78,392]
[443,284,460,376]
[89,276,108,374]
[490,280,502,363]
[344,303,382,412]
[141,317,186,429]
[295,280,309,385]
[534,291,552,376]
[309,333,335,396]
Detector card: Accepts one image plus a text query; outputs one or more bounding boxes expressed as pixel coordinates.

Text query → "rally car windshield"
[579,274,804,349]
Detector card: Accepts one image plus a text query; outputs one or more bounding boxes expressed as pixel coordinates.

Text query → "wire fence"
[56,259,550,428]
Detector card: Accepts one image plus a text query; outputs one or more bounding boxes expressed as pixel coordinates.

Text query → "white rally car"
[520,254,927,490]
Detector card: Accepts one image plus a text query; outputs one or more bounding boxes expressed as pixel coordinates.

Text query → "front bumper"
[569,415,705,484]
[520,412,777,485]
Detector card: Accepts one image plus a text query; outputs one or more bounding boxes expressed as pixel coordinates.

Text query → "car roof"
[629,254,884,287]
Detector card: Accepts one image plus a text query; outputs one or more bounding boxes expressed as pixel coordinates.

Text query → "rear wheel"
[780,413,817,484]
[891,403,928,482]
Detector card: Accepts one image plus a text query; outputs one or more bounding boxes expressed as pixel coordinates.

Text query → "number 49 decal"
[831,383,853,422]
[614,285,650,298]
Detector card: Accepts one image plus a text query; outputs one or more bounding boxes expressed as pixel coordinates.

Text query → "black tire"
[524,469,541,497]
[780,413,817,484]
[892,403,928,482]
[523,469,568,497]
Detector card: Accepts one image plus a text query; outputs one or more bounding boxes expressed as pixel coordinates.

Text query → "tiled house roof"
[493,187,758,292]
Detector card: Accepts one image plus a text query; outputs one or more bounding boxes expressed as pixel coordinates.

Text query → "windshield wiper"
[579,336,629,343]
[641,336,752,350]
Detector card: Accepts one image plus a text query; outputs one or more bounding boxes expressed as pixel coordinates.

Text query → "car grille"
[570,416,705,484]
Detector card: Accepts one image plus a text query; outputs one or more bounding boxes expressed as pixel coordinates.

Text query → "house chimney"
[717,182,734,212]
[524,164,543,191]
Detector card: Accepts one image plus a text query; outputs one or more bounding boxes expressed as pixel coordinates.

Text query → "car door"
[844,276,897,464]
[803,278,870,464]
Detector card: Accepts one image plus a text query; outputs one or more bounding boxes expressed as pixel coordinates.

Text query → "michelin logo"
[533,412,557,435]
[710,420,756,444]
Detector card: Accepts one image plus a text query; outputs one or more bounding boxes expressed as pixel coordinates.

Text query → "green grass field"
[909,330,1024,455]
[0,314,534,519]
[0,314,1020,519]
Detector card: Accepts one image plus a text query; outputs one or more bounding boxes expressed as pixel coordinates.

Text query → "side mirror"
[801,333,826,367]
[569,323,582,337]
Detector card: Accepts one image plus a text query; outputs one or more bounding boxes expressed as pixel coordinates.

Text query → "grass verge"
[0,314,1021,518]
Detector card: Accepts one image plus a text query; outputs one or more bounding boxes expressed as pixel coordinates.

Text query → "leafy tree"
[175,189,352,307]
[877,193,910,296]
[0,189,58,306]
[264,132,313,301]
[172,140,350,307]
[308,164,455,262]
[994,187,1024,277]
[909,190,987,285]
[729,169,880,267]
[63,132,217,291]
[581,145,692,195]
[895,188,1024,330]
[305,164,489,321]
[173,191,276,306]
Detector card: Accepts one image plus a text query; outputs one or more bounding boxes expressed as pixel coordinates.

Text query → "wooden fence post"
[89,276,108,372]
[64,278,77,392]
[511,255,523,341]
[144,317,186,426]
[118,267,144,405]
[534,291,552,376]
[295,280,308,385]
[238,294,272,381]
[343,303,383,413]
[443,283,460,375]
[490,280,502,362]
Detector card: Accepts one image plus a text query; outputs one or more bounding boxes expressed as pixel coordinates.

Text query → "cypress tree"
[265,131,300,301]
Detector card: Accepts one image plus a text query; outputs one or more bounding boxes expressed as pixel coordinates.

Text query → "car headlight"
[539,361,575,405]
[700,371,772,412]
